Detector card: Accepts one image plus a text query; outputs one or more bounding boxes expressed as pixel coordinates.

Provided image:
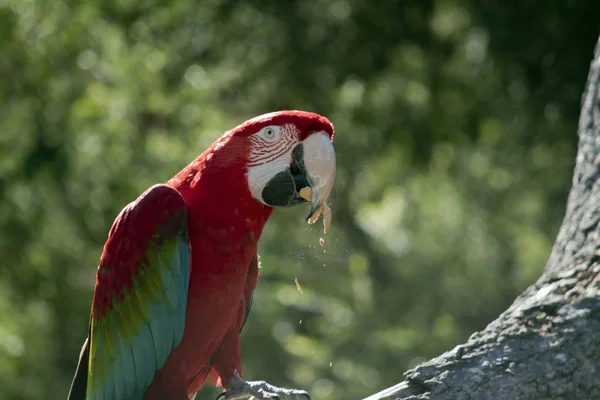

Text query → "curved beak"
[299,132,336,220]
[260,131,336,220]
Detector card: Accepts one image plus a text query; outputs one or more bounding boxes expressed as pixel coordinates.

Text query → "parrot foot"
[217,373,310,400]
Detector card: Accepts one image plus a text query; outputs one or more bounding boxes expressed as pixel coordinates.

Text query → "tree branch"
[363,35,600,400]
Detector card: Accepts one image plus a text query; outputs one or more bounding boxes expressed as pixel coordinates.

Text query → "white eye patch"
[257,125,280,142]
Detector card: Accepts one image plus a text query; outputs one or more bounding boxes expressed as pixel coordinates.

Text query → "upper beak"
[259,131,335,215]
[300,132,336,220]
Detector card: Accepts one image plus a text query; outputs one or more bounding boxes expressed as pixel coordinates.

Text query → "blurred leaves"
[0,0,598,399]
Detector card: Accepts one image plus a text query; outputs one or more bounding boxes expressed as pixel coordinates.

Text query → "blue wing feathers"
[84,184,191,400]
[120,332,135,398]
[104,363,114,400]
[149,301,172,370]
[131,322,154,393]
[110,319,126,400]
[128,344,143,400]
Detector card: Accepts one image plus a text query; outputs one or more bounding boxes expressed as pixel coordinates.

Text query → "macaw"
[67,110,336,400]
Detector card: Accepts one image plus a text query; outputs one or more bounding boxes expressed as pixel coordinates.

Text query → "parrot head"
[169,110,335,229]
[234,110,336,220]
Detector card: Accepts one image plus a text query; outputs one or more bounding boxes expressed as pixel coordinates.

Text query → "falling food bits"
[319,237,325,246]
[295,277,303,293]
[322,203,331,234]
[299,186,332,234]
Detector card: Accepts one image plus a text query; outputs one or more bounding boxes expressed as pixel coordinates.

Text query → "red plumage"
[68,110,335,400]
[93,186,187,321]
[152,111,333,397]
[155,111,333,398]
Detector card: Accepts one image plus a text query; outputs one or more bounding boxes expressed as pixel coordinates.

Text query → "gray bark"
[363,36,600,400]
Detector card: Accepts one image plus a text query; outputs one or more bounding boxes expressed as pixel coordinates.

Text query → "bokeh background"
[1,1,599,399]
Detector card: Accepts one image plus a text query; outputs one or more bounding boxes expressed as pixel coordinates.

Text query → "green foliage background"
[0,0,598,398]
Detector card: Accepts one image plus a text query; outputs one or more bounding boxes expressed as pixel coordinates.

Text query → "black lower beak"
[261,144,310,207]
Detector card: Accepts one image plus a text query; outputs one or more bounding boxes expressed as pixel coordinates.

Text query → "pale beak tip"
[306,203,320,222]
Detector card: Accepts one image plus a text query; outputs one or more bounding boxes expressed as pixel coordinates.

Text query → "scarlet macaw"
[67,110,336,400]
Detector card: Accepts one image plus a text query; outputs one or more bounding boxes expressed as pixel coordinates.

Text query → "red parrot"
[67,111,336,400]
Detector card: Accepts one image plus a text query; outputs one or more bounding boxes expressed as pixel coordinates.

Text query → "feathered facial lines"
[247,124,300,168]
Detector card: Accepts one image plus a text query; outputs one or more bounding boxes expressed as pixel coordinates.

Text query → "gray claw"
[218,373,310,400]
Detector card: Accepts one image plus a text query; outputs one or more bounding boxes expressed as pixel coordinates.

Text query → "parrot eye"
[260,126,279,141]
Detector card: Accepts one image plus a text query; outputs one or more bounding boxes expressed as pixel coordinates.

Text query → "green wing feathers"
[69,184,190,400]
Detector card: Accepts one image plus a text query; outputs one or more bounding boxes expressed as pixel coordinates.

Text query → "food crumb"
[322,203,331,233]
[319,237,325,246]
[295,277,303,293]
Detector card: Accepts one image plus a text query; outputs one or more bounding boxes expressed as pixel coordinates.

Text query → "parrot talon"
[218,374,310,400]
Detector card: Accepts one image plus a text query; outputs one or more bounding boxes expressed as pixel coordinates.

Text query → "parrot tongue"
[299,187,332,234]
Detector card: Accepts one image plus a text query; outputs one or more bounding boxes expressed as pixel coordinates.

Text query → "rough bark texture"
[363,36,600,400]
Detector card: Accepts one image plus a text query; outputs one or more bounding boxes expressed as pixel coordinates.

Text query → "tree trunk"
[363,35,600,400]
